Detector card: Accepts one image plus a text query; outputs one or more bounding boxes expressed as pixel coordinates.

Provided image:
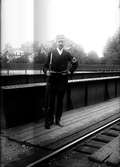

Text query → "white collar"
[57,48,63,55]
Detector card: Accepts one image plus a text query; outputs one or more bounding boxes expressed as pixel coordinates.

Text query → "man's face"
[57,40,64,50]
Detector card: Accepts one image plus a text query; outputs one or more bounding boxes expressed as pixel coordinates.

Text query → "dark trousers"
[45,74,68,126]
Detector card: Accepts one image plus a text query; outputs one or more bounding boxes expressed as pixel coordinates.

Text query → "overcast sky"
[1,0,120,57]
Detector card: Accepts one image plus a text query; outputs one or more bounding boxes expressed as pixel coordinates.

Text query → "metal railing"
[1,64,120,76]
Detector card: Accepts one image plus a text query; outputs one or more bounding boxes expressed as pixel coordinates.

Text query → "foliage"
[85,51,100,64]
[103,30,120,64]
[3,34,119,70]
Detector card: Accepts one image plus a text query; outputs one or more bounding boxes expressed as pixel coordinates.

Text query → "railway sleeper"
[89,136,120,166]
[91,134,114,143]
[83,140,105,149]
[74,145,97,155]
[111,125,120,131]
[101,131,119,137]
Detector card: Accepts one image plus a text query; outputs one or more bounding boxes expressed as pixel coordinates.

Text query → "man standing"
[43,35,78,129]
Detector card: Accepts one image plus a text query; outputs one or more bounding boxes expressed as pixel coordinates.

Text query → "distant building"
[15,50,24,57]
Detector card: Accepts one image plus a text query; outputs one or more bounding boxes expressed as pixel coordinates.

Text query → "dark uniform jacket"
[43,49,78,74]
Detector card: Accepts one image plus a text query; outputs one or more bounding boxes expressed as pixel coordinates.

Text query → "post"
[84,83,88,106]
[115,79,118,97]
[104,81,109,101]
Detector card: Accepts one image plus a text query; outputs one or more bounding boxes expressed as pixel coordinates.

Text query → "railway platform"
[1,97,120,167]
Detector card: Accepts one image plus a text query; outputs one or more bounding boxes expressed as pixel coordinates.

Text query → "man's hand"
[46,70,51,76]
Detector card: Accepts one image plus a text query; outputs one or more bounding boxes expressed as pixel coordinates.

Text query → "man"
[43,35,78,129]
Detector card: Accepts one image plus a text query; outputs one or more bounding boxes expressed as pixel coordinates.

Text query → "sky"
[1,0,33,49]
[1,0,120,57]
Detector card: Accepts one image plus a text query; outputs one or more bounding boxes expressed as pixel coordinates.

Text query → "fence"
[1,64,120,76]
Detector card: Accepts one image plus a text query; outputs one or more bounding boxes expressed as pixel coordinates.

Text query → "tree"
[21,42,33,54]
[103,30,120,64]
[86,51,100,64]
[33,41,40,53]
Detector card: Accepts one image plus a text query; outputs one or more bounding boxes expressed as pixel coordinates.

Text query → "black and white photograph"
[1,0,120,166]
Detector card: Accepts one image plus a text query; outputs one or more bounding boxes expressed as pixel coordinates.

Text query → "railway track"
[1,98,120,167]
[27,117,120,167]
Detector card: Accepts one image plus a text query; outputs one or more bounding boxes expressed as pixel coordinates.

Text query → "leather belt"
[49,70,69,75]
